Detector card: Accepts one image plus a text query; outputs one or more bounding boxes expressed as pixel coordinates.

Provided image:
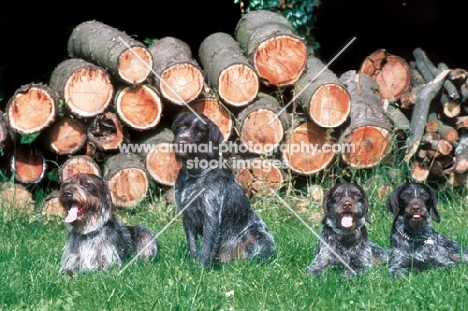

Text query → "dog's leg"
[183,218,199,260]
[307,243,334,275]
[370,242,389,265]
[126,225,159,259]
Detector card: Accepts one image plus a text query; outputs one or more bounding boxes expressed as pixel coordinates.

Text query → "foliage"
[234,0,321,53]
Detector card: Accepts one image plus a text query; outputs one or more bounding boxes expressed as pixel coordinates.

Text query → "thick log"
[410,161,430,182]
[68,20,152,84]
[359,49,410,101]
[46,117,87,155]
[6,83,58,135]
[229,156,285,196]
[114,84,163,130]
[60,155,102,182]
[339,71,393,168]
[87,112,128,151]
[10,146,47,184]
[189,95,233,143]
[199,32,259,107]
[50,58,113,117]
[104,152,149,208]
[295,57,351,128]
[454,134,468,174]
[235,10,307,86]
[148,37,204,105]
[0,183,35,216]
[41,190,65,221]
[281,120,336,175]
[236,93,288,155]
[404,70,451,161]
[139,128,181,186]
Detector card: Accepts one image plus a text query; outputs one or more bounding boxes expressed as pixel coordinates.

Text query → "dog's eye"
[401,191,411,198]
[334,192,342,198]
[419,191,430,198]
[352,191,362,198]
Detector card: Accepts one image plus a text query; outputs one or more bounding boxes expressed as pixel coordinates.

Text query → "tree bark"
[87,112,128,151]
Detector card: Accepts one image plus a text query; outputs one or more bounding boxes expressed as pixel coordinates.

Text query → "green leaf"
[20,132,41,144]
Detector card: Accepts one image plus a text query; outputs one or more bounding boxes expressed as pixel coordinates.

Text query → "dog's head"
[171,112,224,163]
[322,183,370,234]
[59,173,113,230]
[386,183,440,227]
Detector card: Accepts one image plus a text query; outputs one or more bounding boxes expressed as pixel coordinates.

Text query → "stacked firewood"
[1,10,467,216]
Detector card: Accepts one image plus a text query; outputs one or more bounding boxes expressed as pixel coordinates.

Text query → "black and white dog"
[59,173,158,275]
[172,111,275,267]
[307,183,388,277]
[386,183,468,277]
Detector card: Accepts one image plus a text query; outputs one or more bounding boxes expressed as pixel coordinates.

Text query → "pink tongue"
[65,206,79,223]
[341,215,353,228]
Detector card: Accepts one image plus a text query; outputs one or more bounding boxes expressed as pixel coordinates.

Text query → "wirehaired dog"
[59,173,158,275]
[386,183,468,277]
[172,111,275,267]
[307,183,388,277]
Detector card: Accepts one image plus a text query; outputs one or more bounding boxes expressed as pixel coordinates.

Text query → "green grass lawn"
[1,182,468,311]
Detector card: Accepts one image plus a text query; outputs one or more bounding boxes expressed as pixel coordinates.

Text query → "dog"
[386,182,468,277]
[59,173,158,275]
[172,111,275,267]
[307,183,388,277]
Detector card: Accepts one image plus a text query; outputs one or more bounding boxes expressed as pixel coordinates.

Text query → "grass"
[1,172,468,310]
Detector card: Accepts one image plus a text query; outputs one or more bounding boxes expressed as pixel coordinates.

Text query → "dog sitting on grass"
[172,111,275,267]
[307,183,388,277]
[386,183,468,277]
[59,173,158,275]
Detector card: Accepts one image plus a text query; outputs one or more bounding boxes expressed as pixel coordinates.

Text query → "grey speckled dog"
[307,183,388,277]
[59,173,158,275]
[172,112,275,267]
[386,183,468,277]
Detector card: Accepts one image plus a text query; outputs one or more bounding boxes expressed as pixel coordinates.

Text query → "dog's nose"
[62,189,73,197]
[343,200,353,210]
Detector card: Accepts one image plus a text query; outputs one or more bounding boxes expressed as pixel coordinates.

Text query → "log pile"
[3,11,468,214]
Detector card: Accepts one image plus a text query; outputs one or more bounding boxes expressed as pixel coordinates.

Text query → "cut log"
[10,146,47,184]
[114,84,163,130]
[6,83,58,134]
[339,71,393,168]
[0,110,9,150]
[295,57,351,128]
[404,70,451,161]
[50,58,113,117]
[60,155,102,182]
[104,152,149,208]
[148,37,204,105]
[385,104,410,131]
[359,49,411,101]
[410,161,430,182]
[454,134,468,174]
[235,10,307,86]
[236,93,288,155]
[0,183,35,216]
[87,112,128,151]
[41,190,65,221]
[229,156,284,196]
[139,128,181,186]
[46,117,87,155]
[199,32,259,107]
[281,120,336,175]
[68,20,152,84]
[189,95,233,143]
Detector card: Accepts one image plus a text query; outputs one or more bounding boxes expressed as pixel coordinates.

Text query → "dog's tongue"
[65,205,79,223]
[341,215,353,228]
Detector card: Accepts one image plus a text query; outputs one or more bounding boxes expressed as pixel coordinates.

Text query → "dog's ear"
[386,185,403,219]
[428,186,440,223]
[206,118,224,158]
[363,194,372,224]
